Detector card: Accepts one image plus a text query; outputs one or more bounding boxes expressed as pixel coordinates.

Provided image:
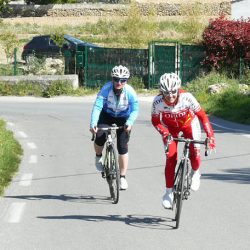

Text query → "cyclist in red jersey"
[151,73,215,209]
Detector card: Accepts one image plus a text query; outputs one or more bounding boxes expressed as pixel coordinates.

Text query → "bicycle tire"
[107,145,120,204]
[174,160,187,229]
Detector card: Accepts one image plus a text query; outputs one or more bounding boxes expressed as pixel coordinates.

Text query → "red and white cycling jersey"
[151,89,215,188]
[151,89,214,137]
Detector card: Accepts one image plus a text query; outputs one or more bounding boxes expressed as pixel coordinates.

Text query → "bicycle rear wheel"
[107,145,120,204]
[174,161,186,229]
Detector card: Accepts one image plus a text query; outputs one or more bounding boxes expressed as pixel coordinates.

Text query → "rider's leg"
[118,153,129,190]
[94,143,104,156]
[119,153,128,176]
[182,117,201,171]
[163,137,178,209]
[94,124,107,171]
[165,135,178,188]
[183,119,202,191]
[94,146,104,172]
[117,129,130,190]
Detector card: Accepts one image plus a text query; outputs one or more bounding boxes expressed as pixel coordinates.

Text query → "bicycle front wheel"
[107,145,120,204]
[174,161,186,229]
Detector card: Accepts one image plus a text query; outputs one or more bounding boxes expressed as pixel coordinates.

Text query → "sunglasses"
[113,77,127,84]
[163,90,178,96]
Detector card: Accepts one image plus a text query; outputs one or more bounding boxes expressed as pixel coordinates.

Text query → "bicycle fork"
[182,144,191,200]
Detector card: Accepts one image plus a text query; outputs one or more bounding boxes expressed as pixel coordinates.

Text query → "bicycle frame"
[91,124,123,204]
[165,135,209,229]
[102,128,117,178]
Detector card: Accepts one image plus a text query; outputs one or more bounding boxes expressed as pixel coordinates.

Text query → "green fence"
[180,44,207,84]
[6,42,209,88]
[84,47,148,87]
[9,41,207,88]
[9,35,248,88]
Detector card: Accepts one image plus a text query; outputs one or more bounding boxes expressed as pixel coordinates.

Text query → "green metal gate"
[148,41,177,88]
[148,42,206,87]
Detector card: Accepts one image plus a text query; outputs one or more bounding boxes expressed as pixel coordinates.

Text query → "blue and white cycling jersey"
[90,81,139,128]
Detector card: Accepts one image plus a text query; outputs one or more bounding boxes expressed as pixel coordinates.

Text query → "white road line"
[211,122,250,134]
[29,155,37,164]
[27,142,37,149]
[6,202,26,223]
[18,131,28,138]
[19,173,33,187]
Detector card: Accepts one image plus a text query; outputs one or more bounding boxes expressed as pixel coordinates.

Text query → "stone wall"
[3,1,231,18]
[0,75,79,89]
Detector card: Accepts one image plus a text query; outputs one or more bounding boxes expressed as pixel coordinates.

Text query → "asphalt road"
[0,96,249,250]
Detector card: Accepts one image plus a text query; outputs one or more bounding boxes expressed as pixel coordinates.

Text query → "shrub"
[0,32,20,62]
[0,0,11,16]
[0,82,43,96]
[122,0,158,48]
[185,71,250,124]
[0,81,73,97]
[129,76,145,89]
[0,64,13,76]
[51,28,66,50]
[211,90,250,124]
[240,67,250,85]
[181,2,207,43]
[202,16,250,75]
[43,80,74,97]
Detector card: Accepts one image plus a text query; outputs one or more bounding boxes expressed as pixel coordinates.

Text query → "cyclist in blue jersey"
[90,65,139,190]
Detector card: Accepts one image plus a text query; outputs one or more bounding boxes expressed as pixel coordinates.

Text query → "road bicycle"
[165,135,209,229]
[92,124,123,204]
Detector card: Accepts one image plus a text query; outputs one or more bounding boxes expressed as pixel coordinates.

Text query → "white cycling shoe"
[162,188,173,209]
[191,170,201,191]
[95,156,103,172]
[120,176,128,190]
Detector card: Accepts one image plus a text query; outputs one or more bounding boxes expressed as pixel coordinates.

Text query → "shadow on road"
[4,194,176,229]
[202,152,250,162]
[37,214,175,230]
[203,167,250,184]
[4,194,114,205]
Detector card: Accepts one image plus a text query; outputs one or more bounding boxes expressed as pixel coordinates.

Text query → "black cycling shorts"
[95,111,130,155]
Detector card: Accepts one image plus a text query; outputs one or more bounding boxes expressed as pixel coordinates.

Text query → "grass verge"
[185,71,250,125]
[0,120,23,196]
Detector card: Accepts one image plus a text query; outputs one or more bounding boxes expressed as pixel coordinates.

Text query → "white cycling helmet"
[111,65,130,79]
[159,73,181,93]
